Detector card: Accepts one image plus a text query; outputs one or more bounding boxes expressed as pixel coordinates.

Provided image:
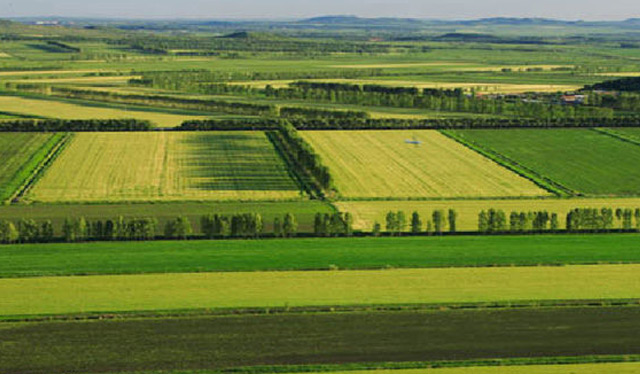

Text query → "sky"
[0,0,639,21]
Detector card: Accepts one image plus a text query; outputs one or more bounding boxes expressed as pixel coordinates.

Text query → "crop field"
[0,132,63,201]
[2,307,639,374]
[1,234,640,278]
[1,264,638,316]
[299,363,640,374]
[26,132,303,203]
[301,130,548,199]
[0,95,210,127]
[449,129,640,196]
[336,197,640,231]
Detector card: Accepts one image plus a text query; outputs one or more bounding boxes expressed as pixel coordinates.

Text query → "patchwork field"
[301,130,548,199]
[1,234,640,278]
[2,308,639,374]
[450,129,640,196]
[1,264,637,316]
[0,95,210,127]
[337,197,640,231]
[26,132,303,202]
[0,132,63,202]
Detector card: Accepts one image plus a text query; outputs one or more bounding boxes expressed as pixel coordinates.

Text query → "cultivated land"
[2,308,640,374]
[0,95,210,127]
[0,132,60,201]
[26,132,303,202]
[450,129,640,196]
[337,197,640,231]
[1,264,638,316]
[301,130,548,199]
[0,234,639,278]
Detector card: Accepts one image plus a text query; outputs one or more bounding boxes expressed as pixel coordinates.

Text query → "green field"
[301,130,547,199]
[1,264,638,316]
[0,95,210,127]
[336,197,640,231]
[1,234,640,278]
[299,363,640,374]
[2,308,639,374]
[0,132,63,202]
[449,129,640,196]
[26,131,303,202]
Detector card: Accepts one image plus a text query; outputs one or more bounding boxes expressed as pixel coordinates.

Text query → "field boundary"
[440,129,573,197]
[593,127,640,147]
[3,298,639,323]
[10,132,73,203]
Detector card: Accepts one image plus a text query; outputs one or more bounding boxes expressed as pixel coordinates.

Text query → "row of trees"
[0,119,154,132]
[566,208,640,232]
[478,208,640,233]
[178,116,640,132]
[379,210,458,235]
[269,123,334,196]
[265,82,615,119]
[134,69,387,91]
[313,213,353,237]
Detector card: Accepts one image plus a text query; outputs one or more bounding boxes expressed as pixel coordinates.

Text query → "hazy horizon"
[1,0,638,21]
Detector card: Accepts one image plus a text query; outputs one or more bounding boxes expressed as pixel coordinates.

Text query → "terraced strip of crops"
[0,95,210,127]
[301,130,549,199]
[26,132,304,203]
[0,132,64,202]
[2,308,639,374]
[1,264,638,316]
[336,197,640,232]
[448,129,640,196]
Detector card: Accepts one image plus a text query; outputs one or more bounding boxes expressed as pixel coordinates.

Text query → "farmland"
[0,95,211,127]
[26,132,303,202]
[0,234,639,278]
[2,308,640,373]
[336,197,640,231]
[448,129,640,196]
[2,14,640,374]
[0,132,62,201]
[301,130,548,199]
[1,264,638,316]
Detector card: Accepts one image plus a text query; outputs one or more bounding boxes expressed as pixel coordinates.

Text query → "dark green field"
[450,129,640,196]
[2,307,639,374]
[1,234,639,278]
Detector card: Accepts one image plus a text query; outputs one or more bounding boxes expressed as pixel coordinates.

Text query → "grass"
[1,264,639,316]
[26,132,304,203]
[1,307,640,373]
[301,130,547,199]
[336,197,640,231]
[448,129,640,196]
[0,132,63,202]
[1,234,640,278]
[0,95,210,127]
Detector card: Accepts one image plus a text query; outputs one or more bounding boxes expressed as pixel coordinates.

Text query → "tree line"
[268,122,334,197]
[265,81,615,119]
[0,119,154,132]
[178,116,640,132]
[0,213,300,244]
[477,208,640,234]
[375,210,458,235]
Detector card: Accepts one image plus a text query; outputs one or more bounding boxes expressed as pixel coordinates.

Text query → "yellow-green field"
[337,197,640,231]
[8,75,139,85]
[301,130,548,199]
[0,95,209,127]
[0,264,637,316]
[26,132,303,203]
[313,363,640,374]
